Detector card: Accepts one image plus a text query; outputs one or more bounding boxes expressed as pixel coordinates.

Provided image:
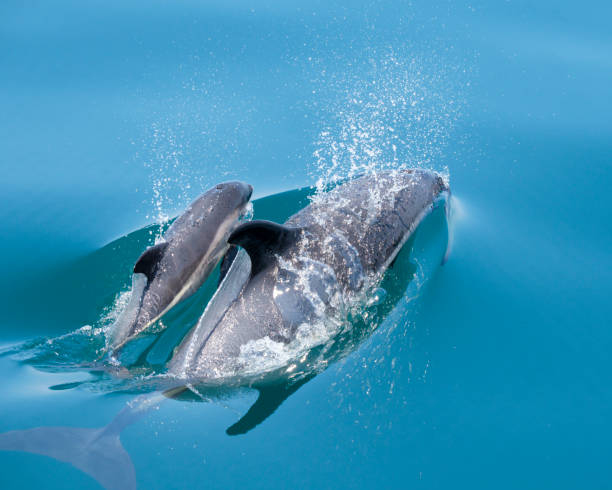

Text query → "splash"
[233,245,419,381]
[2,286,131,372]
[134,72,254,238]
[309,49,461,196]
[144,123,192,240]
[235,254,349,378]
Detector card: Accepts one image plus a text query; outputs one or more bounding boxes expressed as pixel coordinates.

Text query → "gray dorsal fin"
[133,242,169,282]
[228,220,301,276]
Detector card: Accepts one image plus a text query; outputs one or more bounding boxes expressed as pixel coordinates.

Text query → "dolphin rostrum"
[109,181,253,352]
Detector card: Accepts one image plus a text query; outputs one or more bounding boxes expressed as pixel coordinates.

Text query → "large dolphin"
[109,181,253,352]
[169,168,449,380]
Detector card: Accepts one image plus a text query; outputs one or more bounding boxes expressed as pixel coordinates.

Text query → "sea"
[1,0,611,488]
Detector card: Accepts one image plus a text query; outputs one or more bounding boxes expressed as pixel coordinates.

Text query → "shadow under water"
[0,185,450,489]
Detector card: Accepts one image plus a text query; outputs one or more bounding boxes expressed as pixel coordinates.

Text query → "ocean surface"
[1,0,611,488]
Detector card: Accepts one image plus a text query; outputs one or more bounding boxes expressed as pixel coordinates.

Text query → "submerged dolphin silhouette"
[109,181,253,352]
[0,169,450,490]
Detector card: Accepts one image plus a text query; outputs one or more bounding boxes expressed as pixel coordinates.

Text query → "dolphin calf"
[109,181,253,352]
[169,168,449,379]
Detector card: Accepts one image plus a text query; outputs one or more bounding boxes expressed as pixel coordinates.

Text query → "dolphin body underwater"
[108,181,253,352]
[0,169,450,490]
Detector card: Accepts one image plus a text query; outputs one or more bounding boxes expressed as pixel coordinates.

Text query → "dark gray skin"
[169,169,449,379]
[109,181,253,352]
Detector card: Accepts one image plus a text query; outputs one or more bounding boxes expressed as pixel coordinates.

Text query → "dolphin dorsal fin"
[133,242,169,282]
[228,220,301,276]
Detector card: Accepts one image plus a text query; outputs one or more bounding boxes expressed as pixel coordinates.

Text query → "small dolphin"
[169,168,449,380]
[109,181,253,352]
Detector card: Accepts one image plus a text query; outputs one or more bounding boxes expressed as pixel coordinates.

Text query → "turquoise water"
[2,0,611,488]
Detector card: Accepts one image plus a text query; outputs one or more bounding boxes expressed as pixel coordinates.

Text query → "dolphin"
[169,168,449,380]
[108,181,253,352]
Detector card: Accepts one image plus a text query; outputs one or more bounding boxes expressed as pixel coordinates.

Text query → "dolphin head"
[187,180,252,221]
[164,181,253,241]
[212,181,254,215]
